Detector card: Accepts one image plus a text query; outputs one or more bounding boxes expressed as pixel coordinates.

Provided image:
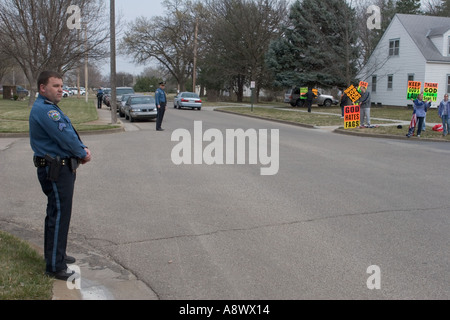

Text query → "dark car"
[102,88,111,107]
[115,87,135,112]
[118,94,134,118]
[16,85,29,97]
[124,95,157,122]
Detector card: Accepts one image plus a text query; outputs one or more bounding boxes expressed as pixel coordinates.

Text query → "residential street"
[1,105,449,300]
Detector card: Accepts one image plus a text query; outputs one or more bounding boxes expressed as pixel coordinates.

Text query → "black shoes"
[65,256,76,264]
[156,128,165,131]
[46,269,80,281]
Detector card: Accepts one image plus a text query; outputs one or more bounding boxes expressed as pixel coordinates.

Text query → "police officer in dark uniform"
[29,71,92,281]
[155,82,167,131]
[97,87,104,109]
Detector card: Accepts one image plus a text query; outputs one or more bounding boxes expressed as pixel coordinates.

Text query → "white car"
[69,87,86,95]
[174,92,202,110]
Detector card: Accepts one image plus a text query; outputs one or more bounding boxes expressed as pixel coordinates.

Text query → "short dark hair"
[37,71,63,89]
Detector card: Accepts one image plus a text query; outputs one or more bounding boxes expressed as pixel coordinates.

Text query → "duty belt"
[34,157,67,167]
[33,156,80,172]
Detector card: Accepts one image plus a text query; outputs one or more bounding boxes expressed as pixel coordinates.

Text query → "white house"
[358,14,450,108]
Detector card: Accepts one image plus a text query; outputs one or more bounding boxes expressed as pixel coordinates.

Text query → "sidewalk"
[1,213,158,300]
[81,106,125,135]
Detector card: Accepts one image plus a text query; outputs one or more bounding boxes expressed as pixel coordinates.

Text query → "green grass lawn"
[0,96,119,133]
[217,105,450,141]
[0,231,53,300]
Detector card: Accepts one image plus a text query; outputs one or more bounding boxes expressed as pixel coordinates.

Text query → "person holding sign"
[305,87,317,113]
[438,94,450,136]
[340,91,349,118]
[412,93,431,138]
[358,86,371,127]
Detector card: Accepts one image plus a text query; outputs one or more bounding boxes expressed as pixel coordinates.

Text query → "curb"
[0,221,158,301]
[333,128,450,143]
[0,127,124,139]
[214,108,316,129]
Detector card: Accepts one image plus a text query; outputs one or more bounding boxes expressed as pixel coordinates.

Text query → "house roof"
[396,14,450,63]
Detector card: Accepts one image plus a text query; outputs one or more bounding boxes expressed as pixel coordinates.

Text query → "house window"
[447,75,450,93]
[387,75,393,90]
[372,75,377,92]
[408,74,414,82]
[389,39,400,56]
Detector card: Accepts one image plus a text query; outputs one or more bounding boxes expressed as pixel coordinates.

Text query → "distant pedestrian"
[29,71,92,281]
[438,93,450,136]
[97,87,104,109]
[358,86,371,127]
[155,82,167,131]
[412,93,431,138]
[304,87,316,113]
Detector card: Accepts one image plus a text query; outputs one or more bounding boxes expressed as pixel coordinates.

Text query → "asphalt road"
[1,105,449,299]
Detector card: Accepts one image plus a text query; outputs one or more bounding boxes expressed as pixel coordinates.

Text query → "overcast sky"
[100,0,166,76]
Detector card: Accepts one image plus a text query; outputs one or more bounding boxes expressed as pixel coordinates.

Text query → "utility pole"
[85,23,89,104]
[193,18,198,94]
[77,28,81,99]
[110,0,117,124]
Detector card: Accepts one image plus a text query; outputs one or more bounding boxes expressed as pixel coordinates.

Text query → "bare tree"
[121,0,198,92]
[0,0,109,106]
[202,0,288,102]
[424,0,450,16]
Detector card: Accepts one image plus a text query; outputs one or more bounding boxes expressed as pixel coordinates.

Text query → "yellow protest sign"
[344,85,361,103]
[423,83,438,102]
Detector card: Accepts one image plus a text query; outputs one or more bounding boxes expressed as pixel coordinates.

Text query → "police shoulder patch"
[48,110,61,121]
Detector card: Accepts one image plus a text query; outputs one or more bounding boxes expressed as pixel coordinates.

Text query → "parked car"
[69,87,86,95]
[288,87,338,107]
[62,89,71,97]
[115,87,135,112]
[174,92,202,110]
[16,85,29,97]
[102,88,111,107]
[124,95,157,122]
[118,94,134,117]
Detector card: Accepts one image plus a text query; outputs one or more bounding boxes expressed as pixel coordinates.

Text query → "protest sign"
[423,83,438,102]
[407,81,421,100]
[344,85,361,103]
[358,81,369,91]
[344,105,361,129]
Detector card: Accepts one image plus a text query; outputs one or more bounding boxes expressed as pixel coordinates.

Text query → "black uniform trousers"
[97,96,103,109]
[156,103,166,130]
[37,165,76,273]
[305,99,313,113]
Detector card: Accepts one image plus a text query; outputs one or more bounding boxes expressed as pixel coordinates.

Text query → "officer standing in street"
[155,82,167,131]
[29,71,92,281]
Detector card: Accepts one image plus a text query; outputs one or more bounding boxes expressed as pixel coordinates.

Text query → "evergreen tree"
[266,0,359,88]
[396,0,422,14]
